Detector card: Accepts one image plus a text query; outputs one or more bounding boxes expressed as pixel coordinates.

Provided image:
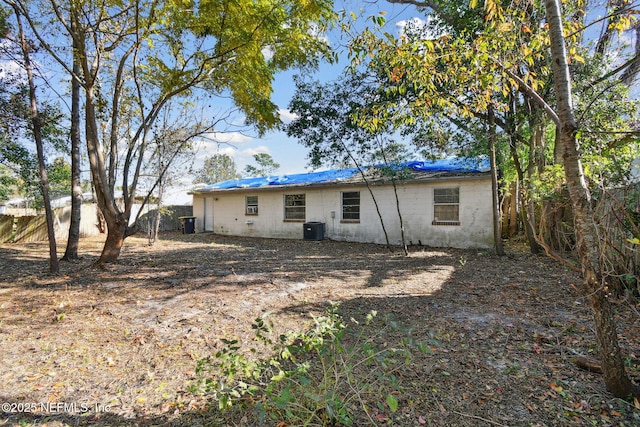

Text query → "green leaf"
[386,393,398,412]
[271,369,286,381]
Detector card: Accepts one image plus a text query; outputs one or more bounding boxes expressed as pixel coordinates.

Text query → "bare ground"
[0,232,638,426]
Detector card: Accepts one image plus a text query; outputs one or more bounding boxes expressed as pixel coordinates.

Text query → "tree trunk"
[508,135,540,253]
[545,0,639,398]
[488,107,505,255]
[508,183,518,237]
[15,7,59,274]
[84,77,127,263]
[62,26,82,261]
[526,122,543,254]
[506,96,541,253]
[149,177,165,246]
[99,216,126,263]
[151,206,161,245]
[391,177,408,255]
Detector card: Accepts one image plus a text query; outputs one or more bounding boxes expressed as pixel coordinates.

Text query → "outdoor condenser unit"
[303,222,324,241]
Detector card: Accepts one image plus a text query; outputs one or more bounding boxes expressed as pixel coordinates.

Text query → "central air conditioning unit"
[303,222,325,241]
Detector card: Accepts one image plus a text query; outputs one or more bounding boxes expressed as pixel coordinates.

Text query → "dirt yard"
[0,232,638,426]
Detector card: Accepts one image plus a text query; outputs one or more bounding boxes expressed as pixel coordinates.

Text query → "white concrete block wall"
[191,176,494,249]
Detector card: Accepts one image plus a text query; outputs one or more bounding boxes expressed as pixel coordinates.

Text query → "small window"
[342,191,360,222]
[284,194,305,221]
[433,188,460,225]
[246,195,258,215]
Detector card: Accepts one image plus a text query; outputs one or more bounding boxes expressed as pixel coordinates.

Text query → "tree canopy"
[194,153,241,184]
[339,0,640,400]
[7,0,338,263]
[244,153,280,177]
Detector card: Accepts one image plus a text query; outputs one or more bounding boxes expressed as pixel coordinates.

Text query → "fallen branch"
[452,411,509,427]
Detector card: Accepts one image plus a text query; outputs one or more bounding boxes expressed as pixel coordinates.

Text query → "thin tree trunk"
[488,107,505,255]
[62,23,82,261]
[508,135,541,253]
[545,0,639,398]
[390,177,408,255]
[506,95,541,253]
[341,143,393,251]
[15,7,59,273]
[509,182,518,236]
[526,123,541,251]
[376,140,408,255]
[149,177,164,246]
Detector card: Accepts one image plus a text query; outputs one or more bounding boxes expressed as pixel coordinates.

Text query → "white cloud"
[241,145,271,157]
[309,23,330,45]
[396,17,428,32]
[194,131,255,155]
[262,46,274,61]
[278,108,298,124]
[0,59,25,81]
[203,131,254,146]
[217,145,237,157]
[396,15,442,40]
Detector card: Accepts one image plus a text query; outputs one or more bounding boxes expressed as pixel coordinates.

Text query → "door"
[204,197,214,231]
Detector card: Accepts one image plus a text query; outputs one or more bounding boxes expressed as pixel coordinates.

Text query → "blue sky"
[191,0,640,180]
[191,0,423,177]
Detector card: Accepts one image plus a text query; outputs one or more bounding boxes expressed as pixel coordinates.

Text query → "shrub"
[191,304,426,426]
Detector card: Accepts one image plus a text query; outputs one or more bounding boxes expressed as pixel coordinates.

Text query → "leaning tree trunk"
[84,84,127,264]
[15,7,59,274]
[545,0,639,398]
[99,214,127,263]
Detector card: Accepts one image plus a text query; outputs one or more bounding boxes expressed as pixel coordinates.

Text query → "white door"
[204,197,214,231]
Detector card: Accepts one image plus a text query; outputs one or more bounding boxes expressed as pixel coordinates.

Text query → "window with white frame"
[433,188,460,225]
[245,195,258,215]
[284,194,305,221]
[341,191,360,222]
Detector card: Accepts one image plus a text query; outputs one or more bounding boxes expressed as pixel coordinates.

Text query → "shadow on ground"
[0,232,638,426]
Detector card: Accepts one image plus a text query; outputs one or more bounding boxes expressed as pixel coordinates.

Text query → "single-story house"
[190,158,495,249]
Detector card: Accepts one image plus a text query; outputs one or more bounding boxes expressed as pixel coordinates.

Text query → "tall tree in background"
[244,153,280,177]
[61,17,82,262]
[287,74,418,252]
[0,165,17,201]
[0,12,48,208]
[47,157,71,198]
[142,105,206,246]
[365,0,638,257]
[11,3,58,273]
[357,0,640,399]
[14,0,336,264]
[0,80,37,202]
[194,153,241,184]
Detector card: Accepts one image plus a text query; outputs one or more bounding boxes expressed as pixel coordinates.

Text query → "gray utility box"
[303,222,324,241]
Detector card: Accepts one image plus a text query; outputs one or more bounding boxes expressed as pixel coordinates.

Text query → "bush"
[191,304,427,426]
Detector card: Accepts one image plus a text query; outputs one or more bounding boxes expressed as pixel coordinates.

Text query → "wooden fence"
[594,183,640,292]
[0,204,193,243]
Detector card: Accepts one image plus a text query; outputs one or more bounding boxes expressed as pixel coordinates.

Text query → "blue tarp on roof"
[201,158,489,190]
[405,158,490,173]
[202,167,360,190]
